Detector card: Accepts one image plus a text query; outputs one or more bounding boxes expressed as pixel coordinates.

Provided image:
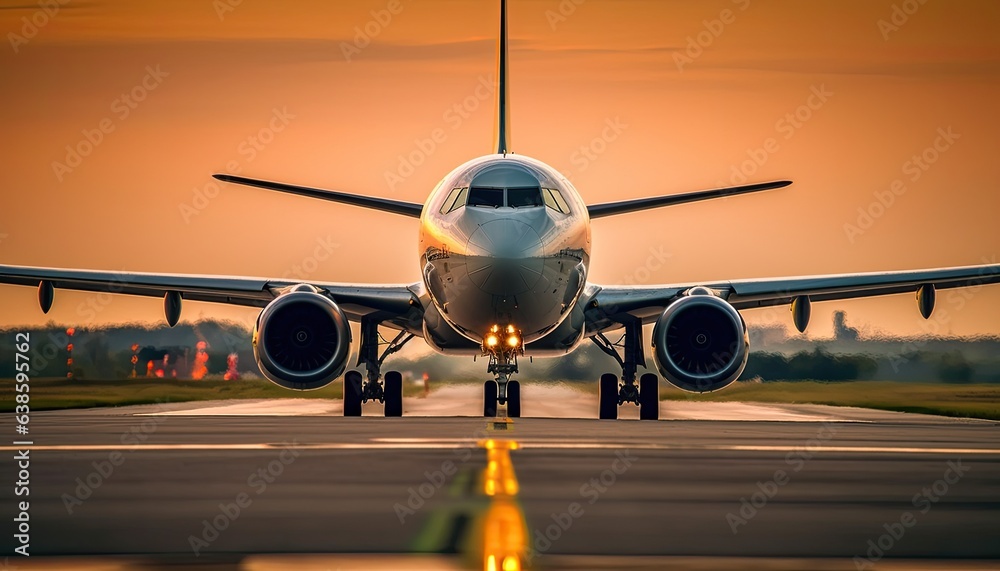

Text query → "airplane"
[2,0,998,420]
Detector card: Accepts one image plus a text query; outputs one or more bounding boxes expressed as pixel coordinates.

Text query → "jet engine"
[253,285,352,390]
[651,288,749,393]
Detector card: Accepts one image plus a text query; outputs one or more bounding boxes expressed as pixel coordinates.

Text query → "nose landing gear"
[482,324,523,418]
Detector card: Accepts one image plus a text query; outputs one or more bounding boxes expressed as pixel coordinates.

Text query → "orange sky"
[1,0,998,339]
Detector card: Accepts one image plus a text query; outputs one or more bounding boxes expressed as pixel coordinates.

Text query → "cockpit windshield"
[506,187,544,208]
[467,186,543,209]
[542,188,570,214]
[468,186,505,208]
[442,162,571,214]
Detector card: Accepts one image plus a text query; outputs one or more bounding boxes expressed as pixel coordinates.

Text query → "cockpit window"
[507,186,543,208]
[464,164,555,210]
[467,185,545,209]
[543,188,571,214]
[439,187,468,214]
[468,186,505,208]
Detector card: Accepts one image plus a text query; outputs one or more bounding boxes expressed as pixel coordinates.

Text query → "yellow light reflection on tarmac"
[474,438,528,571]
[482,438,520,497]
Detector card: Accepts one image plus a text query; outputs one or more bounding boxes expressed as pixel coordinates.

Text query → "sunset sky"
[1,0,998,340]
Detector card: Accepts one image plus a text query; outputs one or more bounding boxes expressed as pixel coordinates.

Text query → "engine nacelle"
[253,286,352,390]
[651,289,749,393]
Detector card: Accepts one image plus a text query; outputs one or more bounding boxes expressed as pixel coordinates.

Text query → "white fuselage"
[418,155,591,355]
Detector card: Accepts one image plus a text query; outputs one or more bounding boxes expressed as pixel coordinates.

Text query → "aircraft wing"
[587,262,1000,328]
[0,264,419,323]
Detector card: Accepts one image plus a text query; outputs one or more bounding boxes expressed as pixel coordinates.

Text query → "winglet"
[494,0,511,155]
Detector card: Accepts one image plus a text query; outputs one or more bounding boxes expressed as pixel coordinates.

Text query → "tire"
[484,380,499,417]
[639,373,659,421]
[506,380,521,418]
[344,370,363,417]
[384,371,403,417]
[599,373,618,420]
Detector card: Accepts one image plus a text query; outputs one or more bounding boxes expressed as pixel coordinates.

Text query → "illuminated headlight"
[483,324,523,352]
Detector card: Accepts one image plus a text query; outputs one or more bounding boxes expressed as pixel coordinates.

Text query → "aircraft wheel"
[384,371,403,417]
[599,373,618,420]
[484,380,499,417]
[639,373,659,421]
[506,380,521,418]
[344,370,363,417]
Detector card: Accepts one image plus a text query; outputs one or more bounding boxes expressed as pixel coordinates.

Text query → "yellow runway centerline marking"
[481,439,520,497]
[477,439,527,571]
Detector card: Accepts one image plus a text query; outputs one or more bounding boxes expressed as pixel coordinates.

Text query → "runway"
[2,384,998,570]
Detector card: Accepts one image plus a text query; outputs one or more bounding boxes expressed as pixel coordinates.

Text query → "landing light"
[484,324,523,353]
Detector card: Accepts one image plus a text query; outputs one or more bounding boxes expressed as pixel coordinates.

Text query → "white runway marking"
[124,385,992,424]
[4,442,999,455]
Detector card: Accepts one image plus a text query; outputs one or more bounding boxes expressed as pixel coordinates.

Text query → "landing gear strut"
[592,317,659,420]
[344,316,414,417]
[481,324,522,418]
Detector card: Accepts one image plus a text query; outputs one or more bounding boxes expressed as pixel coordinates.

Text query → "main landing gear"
[482,325,523,418]
[344,316,414,417]
[592,318,659,421]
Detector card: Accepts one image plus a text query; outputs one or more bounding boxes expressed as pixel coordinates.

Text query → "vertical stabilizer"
[494,0,511,155]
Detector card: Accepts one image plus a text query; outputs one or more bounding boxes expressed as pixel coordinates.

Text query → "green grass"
[664,381,1000,421]
[0,377,425,412]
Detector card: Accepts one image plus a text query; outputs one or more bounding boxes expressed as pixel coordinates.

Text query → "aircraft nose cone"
[466,218,544,296]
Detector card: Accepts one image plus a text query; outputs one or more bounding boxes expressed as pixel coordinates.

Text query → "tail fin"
[493,0,511,155]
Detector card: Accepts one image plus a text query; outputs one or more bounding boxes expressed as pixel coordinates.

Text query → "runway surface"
[2,384,999,570]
